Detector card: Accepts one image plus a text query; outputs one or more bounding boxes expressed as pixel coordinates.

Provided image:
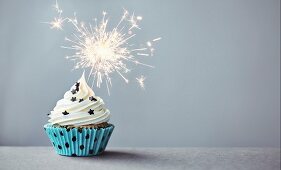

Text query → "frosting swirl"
[48,73,110,126]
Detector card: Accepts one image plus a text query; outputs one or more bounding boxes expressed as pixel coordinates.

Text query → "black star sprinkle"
[71,89,77,94]
[75,82,80,87]
[75,82,80,92]
[88,109,94,115]
[89,96,97,101]
[79,98,84,103]
[62,111,69,115]
[71,97,76,102]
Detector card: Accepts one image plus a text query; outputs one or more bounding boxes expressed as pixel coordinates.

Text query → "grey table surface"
[0,147,280,170]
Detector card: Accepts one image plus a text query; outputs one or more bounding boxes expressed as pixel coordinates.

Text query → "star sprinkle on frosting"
[88,109,94,115]
[71,97,76,102]
[89,96,97,101]
[62,111,69,115]
[71,89,77,94]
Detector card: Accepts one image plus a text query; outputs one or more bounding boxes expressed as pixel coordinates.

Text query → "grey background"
[0,0,280,147]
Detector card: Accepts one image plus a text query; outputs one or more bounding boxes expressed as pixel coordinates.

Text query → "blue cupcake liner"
[44,123,114,156]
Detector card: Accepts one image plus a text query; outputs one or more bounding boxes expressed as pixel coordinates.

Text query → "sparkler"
[136,75,146,89]
[46,0,160,94]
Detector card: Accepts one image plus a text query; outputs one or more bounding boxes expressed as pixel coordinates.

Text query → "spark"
[136,75,146,89]
[47,0,65,30]
[46,0,160,93]
[152,37,162,42]
[49,18,63,29]
[136,16,142,20]
[137,53,149,56]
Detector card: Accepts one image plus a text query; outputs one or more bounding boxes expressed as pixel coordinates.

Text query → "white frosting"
[48,73,110,126]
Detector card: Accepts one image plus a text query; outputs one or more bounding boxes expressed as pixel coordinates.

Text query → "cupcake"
[44,73,114,156]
